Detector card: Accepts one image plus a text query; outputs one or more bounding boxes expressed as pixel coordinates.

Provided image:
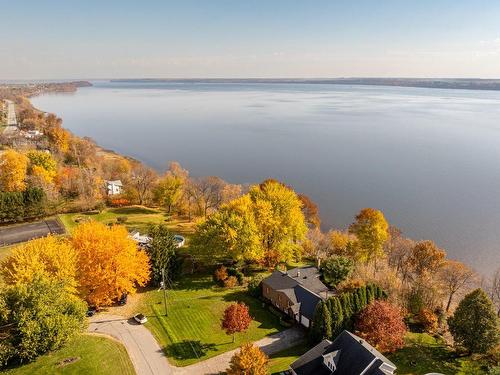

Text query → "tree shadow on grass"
[222,290,282,330]
[111,206,159,215]
[173,276,216,291]
[165,340,217,361]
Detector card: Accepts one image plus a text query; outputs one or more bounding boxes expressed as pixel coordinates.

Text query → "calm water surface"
[32,81,500,274]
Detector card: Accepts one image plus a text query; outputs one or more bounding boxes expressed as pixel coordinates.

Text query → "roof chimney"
[297,269,300,278]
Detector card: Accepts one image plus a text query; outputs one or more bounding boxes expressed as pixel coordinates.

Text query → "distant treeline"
[111,78,500,91]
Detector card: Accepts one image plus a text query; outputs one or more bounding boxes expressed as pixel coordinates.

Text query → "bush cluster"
[0,187,46,223]
[310,283,386,342]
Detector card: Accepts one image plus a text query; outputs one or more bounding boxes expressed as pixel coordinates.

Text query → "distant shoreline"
[110,78,500,92]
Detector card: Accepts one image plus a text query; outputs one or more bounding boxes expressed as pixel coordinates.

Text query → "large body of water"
[32,81,500,274]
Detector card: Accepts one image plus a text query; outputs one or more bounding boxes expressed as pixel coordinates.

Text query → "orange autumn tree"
[1,235,78,293]
[227,343,268,375]
[72,221,150,306]
[355,300,407,353]
[221,302,253,343]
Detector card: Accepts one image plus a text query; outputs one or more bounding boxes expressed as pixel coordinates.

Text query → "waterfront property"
[290,330,397,375]
[262,266,330,328]
[105,179,123,195]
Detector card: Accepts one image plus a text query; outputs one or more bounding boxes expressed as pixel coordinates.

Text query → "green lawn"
[136,274,284,366]
[58,206,195,237]
[389,333,491,375]
[2,334,135,375]
[268,342,309,374]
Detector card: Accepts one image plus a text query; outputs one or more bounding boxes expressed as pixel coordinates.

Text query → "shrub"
[214,266,228,285]
[321,256,354,288]
[224,276,238,288]
[227,267,244,285]
[110,198,130,207]
[116,216,128,224]
[248,275,265,298]
[418,308,438,333]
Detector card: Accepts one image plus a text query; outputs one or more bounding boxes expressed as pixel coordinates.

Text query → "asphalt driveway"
[0,218,66,246]
[88,314,173,375]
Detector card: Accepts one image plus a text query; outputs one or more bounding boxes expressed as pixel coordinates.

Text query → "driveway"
[0,218,66,246]
[89,314,304,375]
[88,314,173,375]
[172,326,305,375]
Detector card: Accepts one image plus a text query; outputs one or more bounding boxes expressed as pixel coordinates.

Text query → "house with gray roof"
[261,266,330,328]
[290,330,397,375]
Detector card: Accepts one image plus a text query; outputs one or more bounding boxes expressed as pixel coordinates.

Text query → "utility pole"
[162,268,168,316]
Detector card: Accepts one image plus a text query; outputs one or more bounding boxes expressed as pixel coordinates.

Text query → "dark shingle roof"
[294,285,322,320]
[287,266,329,294]
[290,331,396,375]
[262,267,329,321]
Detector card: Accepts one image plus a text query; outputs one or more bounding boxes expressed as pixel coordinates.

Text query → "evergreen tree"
[367,284,375,304]
[448,289,499,354]
[310,302,325,343]
[322,302,333,339]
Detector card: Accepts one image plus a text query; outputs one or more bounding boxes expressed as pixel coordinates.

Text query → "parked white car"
[133,313,148,324]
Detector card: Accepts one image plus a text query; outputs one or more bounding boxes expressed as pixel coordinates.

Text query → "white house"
[105,180,123,195]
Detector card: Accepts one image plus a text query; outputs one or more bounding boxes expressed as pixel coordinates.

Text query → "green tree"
[153,174,183,213]
[146,224,178,285]
[321,256,354,288]
[322,302,333,339]
[349,208,389,265]
[0,276,86,366]
[447,289,499,354]
[310,301,325,343]
[191,195,262,262]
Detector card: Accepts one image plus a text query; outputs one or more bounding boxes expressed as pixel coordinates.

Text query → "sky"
[1,0,500,79]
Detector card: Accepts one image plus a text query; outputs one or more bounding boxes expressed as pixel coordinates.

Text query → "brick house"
[261,266,330,328]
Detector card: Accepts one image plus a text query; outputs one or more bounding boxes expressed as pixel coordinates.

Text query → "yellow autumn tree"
[27,150,58,183]
[349,208,389,264]
[249,179,308,266]
[0,149,28,192]
[191,195,263,262]
[227,343,268,375]
[1,236,78,293]
[72,221,150,306]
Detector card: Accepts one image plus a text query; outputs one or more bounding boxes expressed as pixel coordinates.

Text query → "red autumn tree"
[355,300,407,353]
[221,302,253,342]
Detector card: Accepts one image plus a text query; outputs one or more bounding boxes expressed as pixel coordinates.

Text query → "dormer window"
[322,351,338,373]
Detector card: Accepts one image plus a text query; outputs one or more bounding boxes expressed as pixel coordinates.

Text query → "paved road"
[5,99,17,126]
[172,326,305,375]
[88,314,173,375]
[0,218,66,246]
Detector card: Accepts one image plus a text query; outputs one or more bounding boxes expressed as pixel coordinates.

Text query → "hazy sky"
[2,0,500,79]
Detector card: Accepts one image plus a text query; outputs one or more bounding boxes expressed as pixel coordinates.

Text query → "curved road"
[88,314,172,375]
[89,314,303,375]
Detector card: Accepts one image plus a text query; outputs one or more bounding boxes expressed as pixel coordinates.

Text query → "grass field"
[2,334,135,375]
[388,333,491,375]
[58,206,195,237]
[136,274,284,367]
[267,342,309,374]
